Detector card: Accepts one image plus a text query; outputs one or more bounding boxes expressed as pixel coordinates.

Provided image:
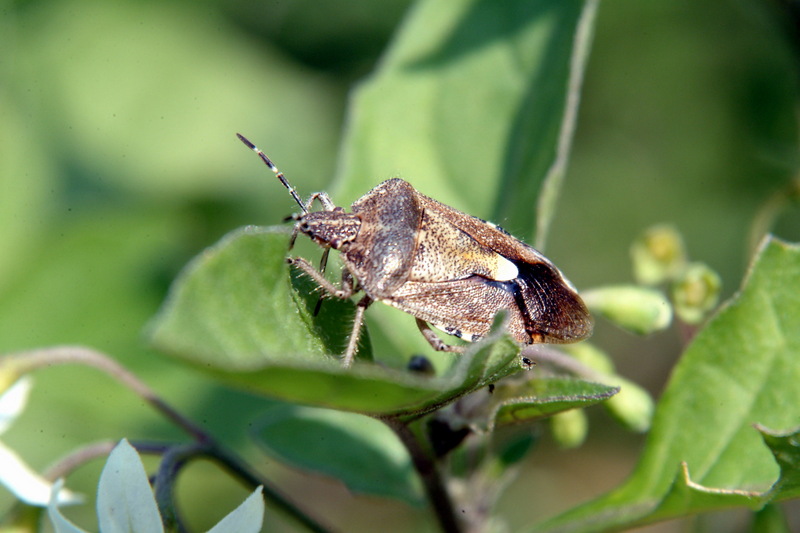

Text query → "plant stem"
[525,344,605,381]
[2,346,208,441]
[202,443,336,533]
[382,416,462,533]
[43,440,119,480]
[2,346,334,533]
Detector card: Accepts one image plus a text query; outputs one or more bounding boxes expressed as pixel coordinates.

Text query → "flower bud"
[562,342,615,374]
[670,262,722,324]
[631,224,687,285]
[550,408,588,448]
[582,285,672,335]
[603,377,653,433]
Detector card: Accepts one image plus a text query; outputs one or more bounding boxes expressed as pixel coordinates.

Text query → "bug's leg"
[415,318,465,353]
[312,248,332,316]
[304,192,336,212]
[286,193,336,250]
[288,226,301,250]
[342,295,372,368]
[289,257,355,299]
[318,247,331,274]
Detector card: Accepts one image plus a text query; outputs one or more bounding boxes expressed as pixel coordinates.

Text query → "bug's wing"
[381,276,528,343]
[413,192,553,268]
[383,267,592,345]
[410,190,592,343]
[512,260,593,343]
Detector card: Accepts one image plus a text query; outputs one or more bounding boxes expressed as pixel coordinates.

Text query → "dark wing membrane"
[514,260,593,343]
[381,276,528,342]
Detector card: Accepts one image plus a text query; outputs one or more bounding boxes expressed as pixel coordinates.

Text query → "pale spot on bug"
[493,255,519,282]
[382,253,402,274]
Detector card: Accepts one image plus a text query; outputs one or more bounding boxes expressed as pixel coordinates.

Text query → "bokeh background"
[1,0,798,531]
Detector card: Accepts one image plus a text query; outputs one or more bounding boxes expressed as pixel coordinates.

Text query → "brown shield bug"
[237,133,592,368]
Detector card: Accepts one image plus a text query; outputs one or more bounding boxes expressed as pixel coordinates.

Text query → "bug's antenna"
[236,133,307,214]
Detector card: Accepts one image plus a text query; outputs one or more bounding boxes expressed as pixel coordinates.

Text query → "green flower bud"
[562,342,615,374]
[582,285,672,335]
[550,408,588,448]
[631,225,687,285]
[670,262,722,324]
[603,377,654,433]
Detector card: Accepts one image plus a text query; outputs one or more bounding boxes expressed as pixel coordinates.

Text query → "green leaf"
[330,0,599,356]
[97,440,164,533]
[752,503,791,533]
[760,425,800,502]
[252,405,423,506]
[443,313,521,390]
[642,425,800,525]
[149,226,366,368]
[487,377,618,431]
[532,238,800,532]
[334,0,595,246]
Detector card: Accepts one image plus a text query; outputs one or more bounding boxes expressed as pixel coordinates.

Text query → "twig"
[201,443,336,533]
[2,346,207,441]
[2,346,335,533]
[523,344,605,381]
[43,440,119,481]
[382,416,462,533]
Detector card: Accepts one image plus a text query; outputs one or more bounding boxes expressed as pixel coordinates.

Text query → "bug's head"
[294,209,362,250]
[238,133,363,250]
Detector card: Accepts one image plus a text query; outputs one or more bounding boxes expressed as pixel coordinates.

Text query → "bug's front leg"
[288,257,356,299]
[289,257,368,366]
[303,192,336,213]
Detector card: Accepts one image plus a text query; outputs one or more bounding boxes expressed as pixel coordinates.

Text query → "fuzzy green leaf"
[149,226,362,368]
[532,238,800,532]
[488,377,617,431]
[252,405,423,505]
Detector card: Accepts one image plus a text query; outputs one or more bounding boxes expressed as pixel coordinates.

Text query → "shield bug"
[237,133,592,368]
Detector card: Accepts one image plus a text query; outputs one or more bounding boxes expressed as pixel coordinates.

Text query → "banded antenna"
[236,133,307,214]
[237,132,331,316]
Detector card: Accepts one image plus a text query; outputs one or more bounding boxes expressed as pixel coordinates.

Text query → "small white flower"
[0,377,82,506]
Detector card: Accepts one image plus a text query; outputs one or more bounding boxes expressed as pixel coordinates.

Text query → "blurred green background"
[1,0,798,531]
